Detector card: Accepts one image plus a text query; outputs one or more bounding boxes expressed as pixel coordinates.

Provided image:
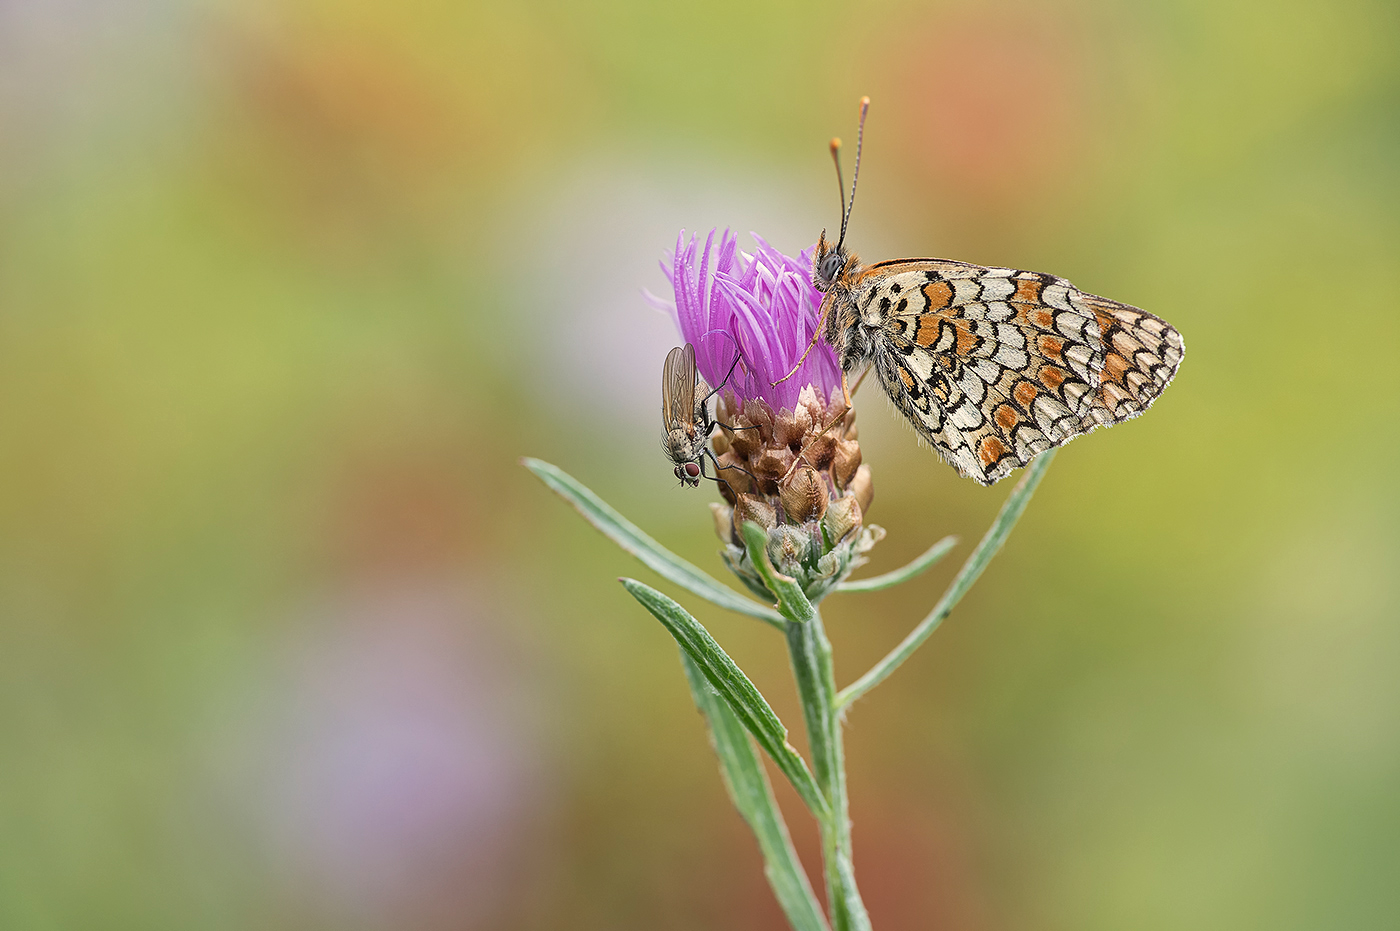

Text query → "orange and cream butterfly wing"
[1073,294,1185,431]
[859,259,1182,485]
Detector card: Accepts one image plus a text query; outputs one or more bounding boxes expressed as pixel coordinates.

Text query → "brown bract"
[709,384,873,546]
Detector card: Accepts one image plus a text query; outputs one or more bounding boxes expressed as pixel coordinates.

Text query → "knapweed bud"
[754,448,795,493]
[849,464,874,514]
[710,424,732,457]
[715,450,754,498]
[792,401,814,437]
[832,438,862,487]
[803,432,838,472]
[732,493,777,539]
[823,493,862,544]
[780,465,828,523]
[840,406,858,440]
[710,502,735,544]
[773,406,806,450]
[767,524,811,571]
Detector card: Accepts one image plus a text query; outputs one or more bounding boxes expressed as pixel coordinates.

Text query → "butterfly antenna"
[837,96,869,252]
[829,137,846,229]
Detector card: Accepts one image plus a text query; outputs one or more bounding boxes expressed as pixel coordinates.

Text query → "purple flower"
[645,229,843,411]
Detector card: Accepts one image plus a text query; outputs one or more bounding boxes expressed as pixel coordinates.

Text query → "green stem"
[679,652,830,931]
[786,606,872,931]
[835,449,1055,711]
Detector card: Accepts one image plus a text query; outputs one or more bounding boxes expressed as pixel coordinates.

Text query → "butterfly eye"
[819,252,844,285]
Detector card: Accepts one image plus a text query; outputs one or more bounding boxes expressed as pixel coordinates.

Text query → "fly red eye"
[684,462,701,478]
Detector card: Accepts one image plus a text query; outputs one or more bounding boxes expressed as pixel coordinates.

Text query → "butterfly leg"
[778,369,862,486]
[771,297,835,388]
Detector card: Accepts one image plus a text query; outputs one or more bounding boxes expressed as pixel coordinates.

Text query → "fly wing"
[661,343,699,432]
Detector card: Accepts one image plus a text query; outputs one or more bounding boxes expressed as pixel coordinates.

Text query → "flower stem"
[835,449,1055,710]
[786,605,872,931]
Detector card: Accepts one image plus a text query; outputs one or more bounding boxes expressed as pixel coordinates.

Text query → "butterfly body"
[813,231,1184,485]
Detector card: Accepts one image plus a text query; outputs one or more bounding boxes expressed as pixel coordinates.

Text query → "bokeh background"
[3,0,1398,928]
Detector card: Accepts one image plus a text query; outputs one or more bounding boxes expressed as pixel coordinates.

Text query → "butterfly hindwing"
[1076,296,1185,431]
[853,260,1180,484]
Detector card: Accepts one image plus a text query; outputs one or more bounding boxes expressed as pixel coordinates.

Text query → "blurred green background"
[2,0,1397,928]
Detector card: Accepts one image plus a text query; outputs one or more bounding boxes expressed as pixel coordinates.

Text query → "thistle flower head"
[649,228,883,602]
[646,229,842,411]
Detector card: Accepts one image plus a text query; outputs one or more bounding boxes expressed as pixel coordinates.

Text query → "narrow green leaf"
[738,521,814,625]
[680,653,830,931]
[835,535,958,593]
[836,449,1056,710]
[523,458,784,628]
[621,578,830,820]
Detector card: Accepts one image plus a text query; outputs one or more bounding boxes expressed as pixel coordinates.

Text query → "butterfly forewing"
[856,260,1182,485]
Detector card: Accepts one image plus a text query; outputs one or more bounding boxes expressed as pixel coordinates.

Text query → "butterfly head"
[814,98,869,294]
[813,229,850,293]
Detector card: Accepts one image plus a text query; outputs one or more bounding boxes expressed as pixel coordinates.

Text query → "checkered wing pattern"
[1075,295,1184,431]
[861,259,1183,485]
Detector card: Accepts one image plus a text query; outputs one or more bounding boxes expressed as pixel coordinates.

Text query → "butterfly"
[661,343,755,488]
[799,98,1184,486]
